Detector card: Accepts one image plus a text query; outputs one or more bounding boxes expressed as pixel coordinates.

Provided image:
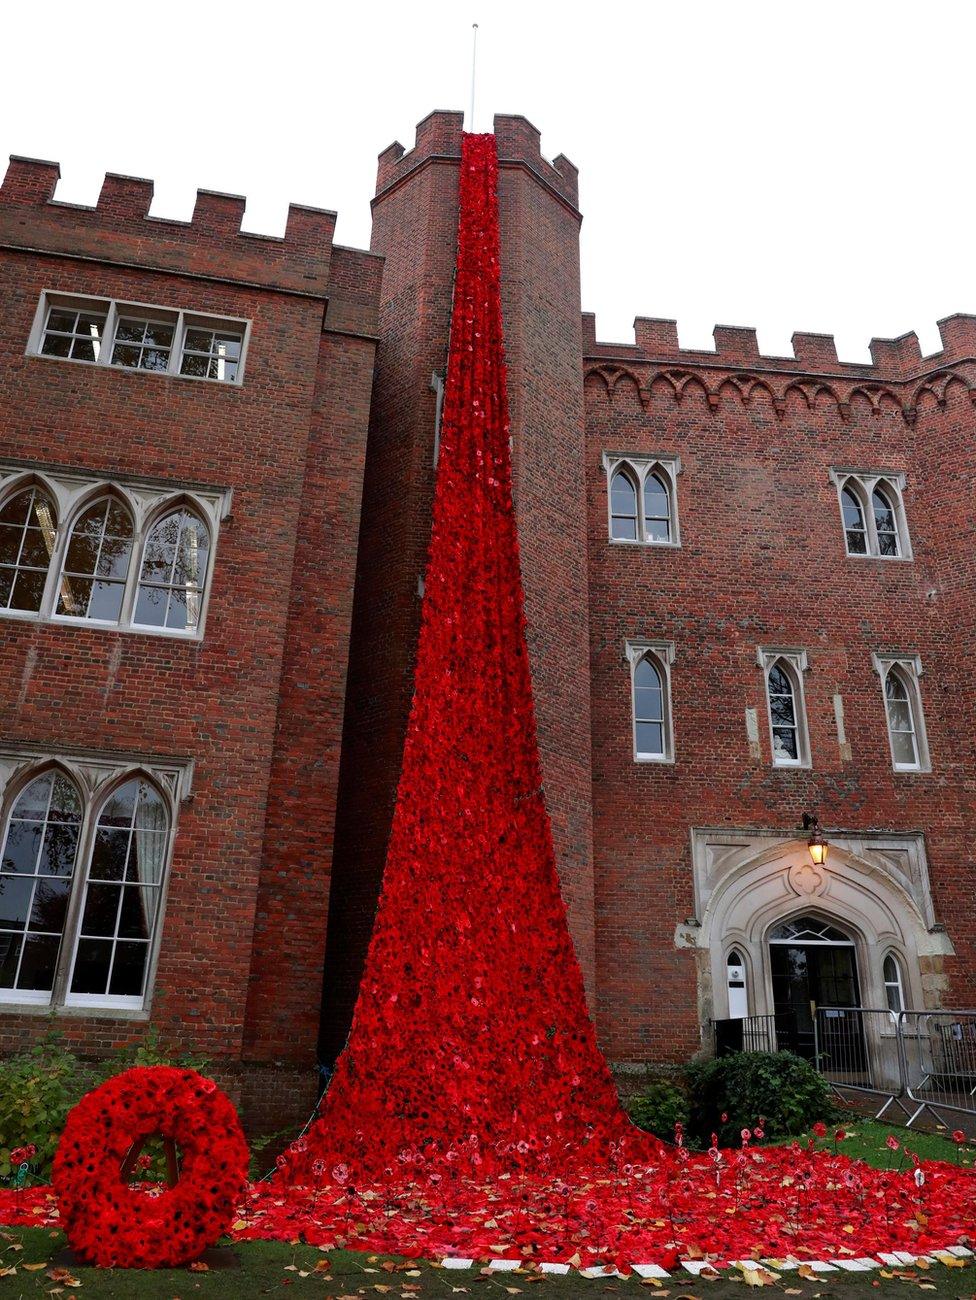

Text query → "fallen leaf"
[25,1262,49,1271]
[189,1261,209,1272]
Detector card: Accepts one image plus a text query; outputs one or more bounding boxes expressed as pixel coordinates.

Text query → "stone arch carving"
[685,828,954,1029]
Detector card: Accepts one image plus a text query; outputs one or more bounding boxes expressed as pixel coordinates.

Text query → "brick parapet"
[0,155,385,308]
[584,311,976,385]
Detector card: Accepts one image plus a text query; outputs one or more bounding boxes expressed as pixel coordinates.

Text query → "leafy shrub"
[0,1036,95,1181]
[686,1051,835,1148]
[0,1029,212,1183]
[627,1079,690,1143]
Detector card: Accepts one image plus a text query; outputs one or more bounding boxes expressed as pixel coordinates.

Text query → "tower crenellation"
[587,310,976,380]
[0,154,338,293]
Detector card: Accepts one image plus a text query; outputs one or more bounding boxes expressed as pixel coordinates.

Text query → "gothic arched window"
[0,770,83,999]
[134,507,211,633]
[0,487,58,613]
[56,497,134,623]
[67,777,170,1005]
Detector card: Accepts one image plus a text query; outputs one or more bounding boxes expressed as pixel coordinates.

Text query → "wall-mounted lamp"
[801,811,828,866]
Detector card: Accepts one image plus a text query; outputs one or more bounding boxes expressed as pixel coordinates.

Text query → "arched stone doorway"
[681,828,955,1050]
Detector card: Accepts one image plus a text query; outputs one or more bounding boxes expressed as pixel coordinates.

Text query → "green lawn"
[1,1229,975,1299]
[773,1120,975,1169]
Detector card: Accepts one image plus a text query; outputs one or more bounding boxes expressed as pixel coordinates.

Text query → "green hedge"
[0,1030,209,1182]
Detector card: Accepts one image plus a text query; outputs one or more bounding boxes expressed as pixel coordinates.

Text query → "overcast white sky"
[2,1,971,361]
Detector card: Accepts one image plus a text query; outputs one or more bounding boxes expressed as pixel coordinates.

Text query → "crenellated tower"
[321,112,595,1061]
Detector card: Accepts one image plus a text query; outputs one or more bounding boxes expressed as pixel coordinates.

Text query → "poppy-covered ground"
[2,1133,974,1273]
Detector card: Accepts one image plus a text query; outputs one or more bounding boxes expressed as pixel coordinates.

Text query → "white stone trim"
[687,825,953,1031]
[624,638,676,764]
[829,467,913,561]
[871,652,931,773]
[602,451,681,547]
[756,646,810,768]
[0,462,230,642]
[0,745,191,1017]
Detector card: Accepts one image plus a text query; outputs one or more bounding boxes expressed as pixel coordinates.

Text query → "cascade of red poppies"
[281,134,660,1185]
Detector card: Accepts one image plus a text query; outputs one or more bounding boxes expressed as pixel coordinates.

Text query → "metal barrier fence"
[812,1007,913,1122]
[898,1010,976,1127]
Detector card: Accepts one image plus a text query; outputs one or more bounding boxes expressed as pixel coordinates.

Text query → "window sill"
[1,608,206,643]
[27,350,245,389]
[843,551,913,563]
[770,760,812,771]
[634,753,676,765]
[609,538,681,549]
[0,999,151,1021]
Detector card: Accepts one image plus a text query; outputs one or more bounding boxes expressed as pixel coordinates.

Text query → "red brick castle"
[1,111,971,1127]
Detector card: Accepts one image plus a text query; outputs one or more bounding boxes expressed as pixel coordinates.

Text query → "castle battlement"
[375,111,578,209]
[583,311,976,383]
[0,154,347,297]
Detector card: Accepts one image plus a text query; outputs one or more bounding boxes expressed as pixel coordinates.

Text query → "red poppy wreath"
[52,1065,249,1269]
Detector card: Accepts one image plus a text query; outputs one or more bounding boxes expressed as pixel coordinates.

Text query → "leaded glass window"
[610,469,638,540]
[872,486,899,557]
[841,486,868,555]
[643,472,671,542]
[767,662,800,763]
[884,668,919,768]
[0,772,82,998]
[634,655,665,757]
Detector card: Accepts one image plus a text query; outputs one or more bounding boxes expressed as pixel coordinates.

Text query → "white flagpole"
[469,23,479,132]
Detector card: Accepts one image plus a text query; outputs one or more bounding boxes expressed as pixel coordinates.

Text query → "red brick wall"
[0,162,378,1107]
[584,318,976,1062]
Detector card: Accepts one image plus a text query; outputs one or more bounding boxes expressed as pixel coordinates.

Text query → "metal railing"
[712,1014,778,1056]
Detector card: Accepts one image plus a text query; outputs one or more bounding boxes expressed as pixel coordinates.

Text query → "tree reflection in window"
[134,508,211,632]
[841,486,868,555]
[0,771,82,995]
[0,488,58,613]
[56,498,134,622]
[767,661,800,762]
[884,668,919,767]
[872,487,899,557]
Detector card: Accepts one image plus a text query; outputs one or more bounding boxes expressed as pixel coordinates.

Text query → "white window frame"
[0,464,230,641]
[758,647,811,768]
[624,638,675,763]
[603,452,681,547]
[882,950,907,1016]
[829,469,912,560]
[27,292,251,387]
[872,652,931,773]
[0,747,190,1016]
